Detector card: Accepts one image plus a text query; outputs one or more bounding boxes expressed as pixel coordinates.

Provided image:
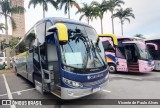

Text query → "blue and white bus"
[12,17,111,99]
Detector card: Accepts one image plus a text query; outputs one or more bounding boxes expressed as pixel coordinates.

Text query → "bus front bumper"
[61,78,109,100]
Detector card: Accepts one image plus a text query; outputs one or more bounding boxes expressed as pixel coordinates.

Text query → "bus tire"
[109,64,116,73]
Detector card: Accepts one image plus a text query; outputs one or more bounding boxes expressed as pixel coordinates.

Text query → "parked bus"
[98,34,118,73]
[145,36,160,71]
[99,35,154,73]
[12,17,115,99]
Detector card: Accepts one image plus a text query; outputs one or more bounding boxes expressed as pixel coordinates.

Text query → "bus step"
[128,69,139,72]
[51,86,61,98]
[128,68,139,71]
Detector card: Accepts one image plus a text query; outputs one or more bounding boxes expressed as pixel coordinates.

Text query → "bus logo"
[87,73,104,80]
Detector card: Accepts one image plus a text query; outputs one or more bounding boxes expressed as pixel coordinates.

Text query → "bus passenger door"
[46,34,60,86]
[123,43,139,72]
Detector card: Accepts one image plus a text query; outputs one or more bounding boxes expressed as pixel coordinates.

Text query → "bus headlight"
[62,77,83,87]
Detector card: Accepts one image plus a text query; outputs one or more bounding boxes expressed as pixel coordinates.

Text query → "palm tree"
[0,0,25,68]
[76,3,96,24]
[58,0,80,19]
[108,0,125,34]
[0,23,5,32]
[91,0,109,34]
[28,0,58,18]
[113,8,135,36]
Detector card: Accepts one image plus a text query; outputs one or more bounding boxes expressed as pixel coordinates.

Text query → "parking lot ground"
[0,71,160,108]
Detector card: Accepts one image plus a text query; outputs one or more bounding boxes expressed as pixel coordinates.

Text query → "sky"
[1,0,160,37]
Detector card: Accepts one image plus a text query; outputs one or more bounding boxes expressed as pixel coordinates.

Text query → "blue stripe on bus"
[106,54,116,62]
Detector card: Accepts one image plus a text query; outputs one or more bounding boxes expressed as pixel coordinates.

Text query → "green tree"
[58,0,80,19]
[76,3,96,24]
[134,34,145,39]
[108,0,124,34]
[1,37,21,50]
[113,8,135,36]
[28,0,58,18]
[91,0,109,34]
[0,23,5,32]
[0,0,25,67]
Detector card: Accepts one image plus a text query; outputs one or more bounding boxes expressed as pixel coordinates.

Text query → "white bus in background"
[145,35,160,71]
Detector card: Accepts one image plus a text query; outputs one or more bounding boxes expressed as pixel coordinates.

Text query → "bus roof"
[145,35,160,41]
[36,17,92,28]
[117,36,132,39]
[14,17,94,49]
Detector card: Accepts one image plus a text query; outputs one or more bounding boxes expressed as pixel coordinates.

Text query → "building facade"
[11,0,25,38]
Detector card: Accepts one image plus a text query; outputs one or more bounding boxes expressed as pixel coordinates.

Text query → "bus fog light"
[62,77,83,87]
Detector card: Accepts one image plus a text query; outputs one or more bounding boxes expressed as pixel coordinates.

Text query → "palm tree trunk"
[111,11,115,34]
[121,20,124,36]
[100,18,103,34]
[68,1,70,19]
[42,2,45,18]
[5,15,10,68]
[87,17,89,24]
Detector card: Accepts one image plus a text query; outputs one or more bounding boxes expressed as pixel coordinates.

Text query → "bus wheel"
[109,64,116,73]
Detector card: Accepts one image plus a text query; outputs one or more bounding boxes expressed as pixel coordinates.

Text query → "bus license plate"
[92,87,100,93]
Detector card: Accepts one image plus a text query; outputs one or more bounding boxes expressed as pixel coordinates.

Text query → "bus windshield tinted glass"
[146,40,160,60]
[60,23,106,70]
[147,45,160,60]
[137,44,152,60]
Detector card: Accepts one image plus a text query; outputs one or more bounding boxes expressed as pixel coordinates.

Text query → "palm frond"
[71,1,80,10]
[47,0,58,9]
[79,14,85,20]
[28,0,41,8]
[11,6,25,14]
[124,17,130,23]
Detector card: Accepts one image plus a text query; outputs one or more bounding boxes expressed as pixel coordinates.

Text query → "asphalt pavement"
[0,71,160,108]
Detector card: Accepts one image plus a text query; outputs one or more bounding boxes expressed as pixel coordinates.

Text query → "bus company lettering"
[87,73,103,80]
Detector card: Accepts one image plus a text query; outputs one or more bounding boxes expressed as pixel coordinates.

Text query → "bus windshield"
[136,44,152,60]
[60,23,106,73]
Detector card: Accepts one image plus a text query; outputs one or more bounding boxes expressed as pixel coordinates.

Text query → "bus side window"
[116,48,125,59]
[102,40,115,52]
[36,23,45,45]
[45,22,53,36]
[25,29,36,50]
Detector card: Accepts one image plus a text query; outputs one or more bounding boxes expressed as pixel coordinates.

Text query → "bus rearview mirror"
[98,34,118,46]
[47,23,68,43]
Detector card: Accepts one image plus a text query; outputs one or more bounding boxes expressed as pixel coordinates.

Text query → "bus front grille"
[82,78,106,87]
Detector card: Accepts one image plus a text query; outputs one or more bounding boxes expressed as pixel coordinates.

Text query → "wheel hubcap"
[109,66,115,73]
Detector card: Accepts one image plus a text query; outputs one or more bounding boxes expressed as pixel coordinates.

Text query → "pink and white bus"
[99,35,155,73]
